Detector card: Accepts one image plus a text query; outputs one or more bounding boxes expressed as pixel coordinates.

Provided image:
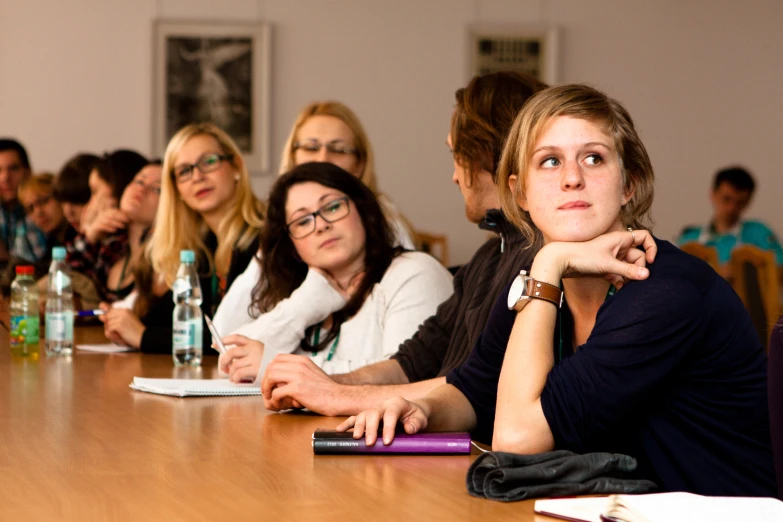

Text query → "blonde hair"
[18,173,55,200]
[149,123,265,286]
[497,84,655,248]
[279,101,378,191]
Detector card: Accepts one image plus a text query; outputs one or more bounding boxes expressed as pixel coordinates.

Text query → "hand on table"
[218,334,263,383]
[99,303,144,348]
[336,396,429,447]
[261,353,348,414]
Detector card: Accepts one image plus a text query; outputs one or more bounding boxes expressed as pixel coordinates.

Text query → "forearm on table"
[325,377,447,416]
[418,383,477,433]
[332,359,409,386]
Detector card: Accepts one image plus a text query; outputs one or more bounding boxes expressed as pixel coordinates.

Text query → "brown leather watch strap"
[524,277,563,307]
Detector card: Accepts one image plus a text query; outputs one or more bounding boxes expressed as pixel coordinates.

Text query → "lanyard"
[557,284,616,363]
[311,322,340,362]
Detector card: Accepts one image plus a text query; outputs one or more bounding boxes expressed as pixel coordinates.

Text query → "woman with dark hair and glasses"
[216,162,452,383]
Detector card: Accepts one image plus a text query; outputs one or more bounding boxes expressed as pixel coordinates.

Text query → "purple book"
[311,429,472,455]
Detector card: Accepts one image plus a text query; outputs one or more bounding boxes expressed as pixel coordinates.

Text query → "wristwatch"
[506,270,563,312]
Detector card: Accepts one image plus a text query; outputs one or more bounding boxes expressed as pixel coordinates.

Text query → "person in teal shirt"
[678,166,783,265]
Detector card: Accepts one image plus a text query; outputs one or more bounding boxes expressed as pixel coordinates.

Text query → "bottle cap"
[15,265,34,276]
[180,250,196,263]
[52,246,66,260]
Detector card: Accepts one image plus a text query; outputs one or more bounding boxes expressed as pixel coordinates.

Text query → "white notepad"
[77,343,136,353]
[129,377,261,397]
[534,492,783,522]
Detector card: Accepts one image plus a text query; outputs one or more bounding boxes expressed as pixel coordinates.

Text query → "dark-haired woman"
[217,162,452,382]
[65,149,149,304]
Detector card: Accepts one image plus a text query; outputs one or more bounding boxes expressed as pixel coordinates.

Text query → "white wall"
[1,0,781,264]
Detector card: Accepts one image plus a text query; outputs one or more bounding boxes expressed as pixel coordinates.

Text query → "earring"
[234,173,240,181]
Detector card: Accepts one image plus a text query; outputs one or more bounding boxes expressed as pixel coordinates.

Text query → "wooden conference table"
[0,327,552,521]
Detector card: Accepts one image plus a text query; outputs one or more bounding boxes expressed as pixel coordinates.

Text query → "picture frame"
[467,25,559,85]
[152,21,272,173]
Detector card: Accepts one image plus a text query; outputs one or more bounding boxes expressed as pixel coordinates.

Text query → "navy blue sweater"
[447,239,776,497]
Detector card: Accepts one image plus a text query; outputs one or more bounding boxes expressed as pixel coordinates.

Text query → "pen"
[76,309,106,317]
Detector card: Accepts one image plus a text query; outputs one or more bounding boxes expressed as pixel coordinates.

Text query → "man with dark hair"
[255,72,547,416]
[0,138,46,266]
[678,166,783,266]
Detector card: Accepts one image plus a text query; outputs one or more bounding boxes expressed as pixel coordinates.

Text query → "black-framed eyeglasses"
[173,153,233,183]
[286,197,351,239]
[23,194,53,214]
[292,140,358,156]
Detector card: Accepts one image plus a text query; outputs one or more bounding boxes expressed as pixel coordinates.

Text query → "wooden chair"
[414,232,449,267]
[730,245,779,348]
[679,242,719,271]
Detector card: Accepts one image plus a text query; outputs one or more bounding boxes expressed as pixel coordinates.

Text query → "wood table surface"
[0,325,553,521]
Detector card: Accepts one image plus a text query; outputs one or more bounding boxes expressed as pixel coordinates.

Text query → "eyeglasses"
[173,153,233,183]
[23,194,53,214]
[133,178,162,195]
[292,140,358,156]
[286,197,351,239]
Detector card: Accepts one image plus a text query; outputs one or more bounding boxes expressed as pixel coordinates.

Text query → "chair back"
[415,232,449,267]
[730,245,779,347]
[679,242,719,271]
[768,317,783,499]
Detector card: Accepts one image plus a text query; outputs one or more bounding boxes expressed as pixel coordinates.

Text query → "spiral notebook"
[129,377,261,397]
[533,493,783,522]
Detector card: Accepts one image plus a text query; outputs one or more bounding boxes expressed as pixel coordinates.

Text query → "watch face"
[507,273,526,310]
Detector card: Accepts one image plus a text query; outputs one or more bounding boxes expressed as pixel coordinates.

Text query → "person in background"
[216,162,453,382]
[53,153,100,233]
[342,84,776,497]
[0,138,46,266]
[110,123,264,354]
[252,71,546,414]
[280,101,416,249]
[65,149,148,303]
[678,166,783,276]
[0,174,76,292]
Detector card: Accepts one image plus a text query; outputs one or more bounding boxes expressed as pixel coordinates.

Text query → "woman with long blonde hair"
[114,123,265,354]
[280,101,415,249]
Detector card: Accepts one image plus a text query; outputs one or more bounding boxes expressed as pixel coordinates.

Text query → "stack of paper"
[534,492,783,522]
[129,377,261,397]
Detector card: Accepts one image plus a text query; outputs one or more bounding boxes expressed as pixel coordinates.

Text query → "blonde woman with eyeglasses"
[280,101,416,250]
[126,123,265,355]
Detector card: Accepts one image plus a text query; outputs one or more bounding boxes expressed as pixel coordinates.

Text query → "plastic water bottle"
[9,265,40,358]
[172,250,203,366]
[45,247,74,356]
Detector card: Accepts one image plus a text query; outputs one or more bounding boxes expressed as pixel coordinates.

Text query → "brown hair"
[497,84,655,247]
[451,71,547,185]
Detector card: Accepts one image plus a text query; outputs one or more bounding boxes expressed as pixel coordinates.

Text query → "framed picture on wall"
[153,21,272,173]
[467,25,559,85]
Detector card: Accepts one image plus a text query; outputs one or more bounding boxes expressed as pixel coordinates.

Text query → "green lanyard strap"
[311,322,340,362]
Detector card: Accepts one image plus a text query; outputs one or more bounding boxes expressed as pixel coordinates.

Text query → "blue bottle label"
[46,312,74,342]
[173,319,200,349]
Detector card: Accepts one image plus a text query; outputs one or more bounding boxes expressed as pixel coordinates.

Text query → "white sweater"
[213,252,453,376]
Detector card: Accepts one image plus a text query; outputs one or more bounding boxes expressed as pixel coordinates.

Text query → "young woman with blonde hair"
[103,123,264,353]
[340,84,775,497]
[280,101,415,249]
